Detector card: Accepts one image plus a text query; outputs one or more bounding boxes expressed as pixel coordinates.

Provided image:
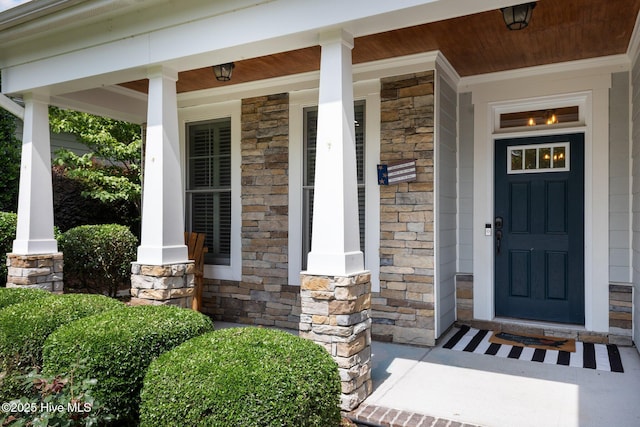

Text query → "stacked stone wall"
[6,253,64,293]
[455,274,473,321]
[299,272,372,412]
[130,262,195,307]
[609,283,633,345]
[201,93,300,329]
[372,71,436,346]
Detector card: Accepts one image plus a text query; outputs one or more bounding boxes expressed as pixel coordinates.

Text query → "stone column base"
[131,262,195,308]
[299,271,372,412]
[6,253,64,293]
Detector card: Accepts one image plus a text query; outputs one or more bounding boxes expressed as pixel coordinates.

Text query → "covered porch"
[2,0,640,413]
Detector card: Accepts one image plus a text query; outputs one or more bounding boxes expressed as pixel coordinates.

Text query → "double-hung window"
[302,101,366,269]
[186,118,232,265]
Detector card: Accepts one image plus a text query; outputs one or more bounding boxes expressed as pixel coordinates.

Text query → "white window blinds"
[186,119,232,265]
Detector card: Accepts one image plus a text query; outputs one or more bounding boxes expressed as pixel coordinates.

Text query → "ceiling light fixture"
[501,2,536,30]
[212,62,235,81]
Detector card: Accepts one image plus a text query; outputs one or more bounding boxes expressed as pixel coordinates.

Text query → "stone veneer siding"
[130,262,195,307]
[609,283,633,346]
[201,93,300,330]
[6,253,64,293]
[372,71,436,346]
[299,273,372,411]
[455,274,473,322]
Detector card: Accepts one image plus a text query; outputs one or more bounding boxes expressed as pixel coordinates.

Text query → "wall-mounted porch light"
[501,2,536,30]
[212,62,235,81]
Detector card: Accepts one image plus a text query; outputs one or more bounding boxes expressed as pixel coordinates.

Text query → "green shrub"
[139,327,342,427]
[58,224,137,297]
[0,287,50,310]
[0,294,123,401]
[43,305,215,425]
[0,212,17,283]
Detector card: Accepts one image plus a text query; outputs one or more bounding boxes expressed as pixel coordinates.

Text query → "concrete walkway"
[351,329,640,427]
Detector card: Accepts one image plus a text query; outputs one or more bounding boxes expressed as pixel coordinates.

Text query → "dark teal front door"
[494,134,584,324]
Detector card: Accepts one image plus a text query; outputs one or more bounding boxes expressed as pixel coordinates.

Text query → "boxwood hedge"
[43,305,215,424]
[139,327,342,427]
[0,293,123,400]
[58,223,137,297]
[0,287,50,309]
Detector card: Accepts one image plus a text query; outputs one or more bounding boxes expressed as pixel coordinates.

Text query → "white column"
[306,29,364,276]
[136,66,188,265]
[13,93,57,255]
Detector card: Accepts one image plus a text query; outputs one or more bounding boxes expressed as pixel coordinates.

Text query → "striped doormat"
[443,325,624,373]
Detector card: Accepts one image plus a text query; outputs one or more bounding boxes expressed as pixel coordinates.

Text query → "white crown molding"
[459,54,630,89]
[178,51,448,108]
[435,51,461,88]
[627,9,640,66]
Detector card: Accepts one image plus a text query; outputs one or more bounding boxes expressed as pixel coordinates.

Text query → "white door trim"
[468,72,611,332]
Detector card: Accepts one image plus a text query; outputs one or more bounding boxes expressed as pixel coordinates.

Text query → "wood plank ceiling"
[120,0,640,94]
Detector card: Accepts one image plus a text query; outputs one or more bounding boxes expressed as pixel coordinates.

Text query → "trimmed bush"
[0,287,50,309]
[58,223,137,296]
[43,305,215,424]
[0,293,123,401]
[139,327,342,427]
[0,212,17,283]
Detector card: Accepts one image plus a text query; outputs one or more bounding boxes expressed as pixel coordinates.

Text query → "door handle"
[496,230,503,255]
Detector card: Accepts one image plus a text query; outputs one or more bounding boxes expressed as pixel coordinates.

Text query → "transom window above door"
[500,106,579,129]
[507,142,570,174]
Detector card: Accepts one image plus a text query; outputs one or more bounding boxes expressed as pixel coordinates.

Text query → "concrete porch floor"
[216,322,640,427]
[352,327,640,427]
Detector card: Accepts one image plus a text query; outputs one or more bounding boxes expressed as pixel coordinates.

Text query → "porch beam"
[12,92,57,255]
[136,66,188,265]
[0,93,24,119]
[305,29,364,277]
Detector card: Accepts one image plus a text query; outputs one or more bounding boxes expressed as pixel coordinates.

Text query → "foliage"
[0,366,113,427]
[139,327,342,427]
[0,212,17,283]
[0,294,123,402]
[43,305,215,425]
[57,224,138,297]
[52,166,140,234]
[0,288,50,310]
[0,77,20,213]
[49,107,142,215]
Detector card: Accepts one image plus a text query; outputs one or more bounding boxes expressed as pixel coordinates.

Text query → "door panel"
[546,251,568,300]
[495,134,584,324]
[545,181,567,233]
[509,182,530,233]
[509,251,531,297]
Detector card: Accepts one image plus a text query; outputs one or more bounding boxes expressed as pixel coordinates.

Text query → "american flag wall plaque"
[377,160,417,185]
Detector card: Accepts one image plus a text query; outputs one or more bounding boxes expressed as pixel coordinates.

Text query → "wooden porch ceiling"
[120,0,640,94]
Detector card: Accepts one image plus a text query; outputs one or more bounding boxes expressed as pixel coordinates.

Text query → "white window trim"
[288,80,381,290]
[179,100,242,281]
